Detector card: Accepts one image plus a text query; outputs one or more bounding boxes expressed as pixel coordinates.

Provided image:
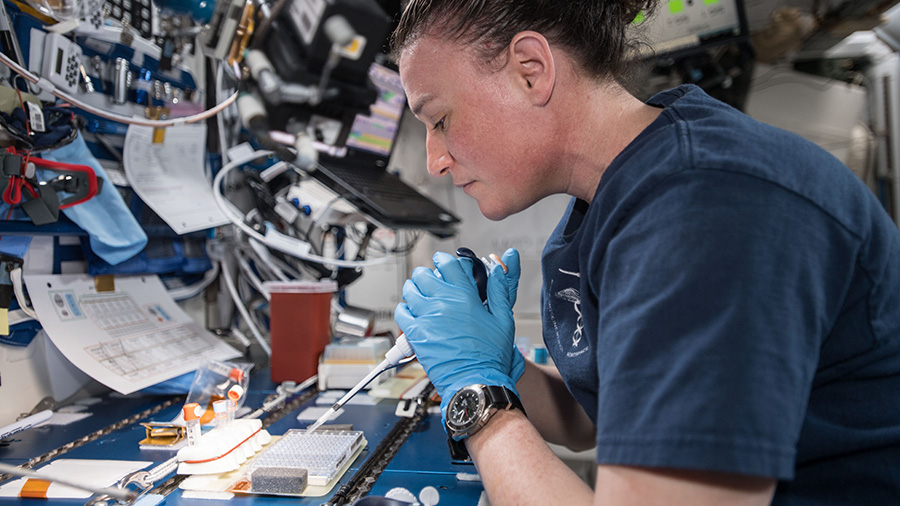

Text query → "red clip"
[2,149,102,210]
[3,176,21,205]
[28,157,99,209]
[2,177,37,205]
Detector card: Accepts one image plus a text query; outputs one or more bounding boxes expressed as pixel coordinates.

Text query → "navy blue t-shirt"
[541,85,900,504]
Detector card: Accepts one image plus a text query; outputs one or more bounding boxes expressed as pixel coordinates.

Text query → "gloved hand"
[494,248,524,386]
[394,251,525,422]
[499,248,521,308]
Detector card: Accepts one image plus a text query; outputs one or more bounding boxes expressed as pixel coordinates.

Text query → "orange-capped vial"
[183,402,202,446]
[183,402,202,421]
[228,368,244,383]
[227,384,244,402]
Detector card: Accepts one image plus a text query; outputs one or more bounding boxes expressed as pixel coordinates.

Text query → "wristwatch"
[445,384,525,461]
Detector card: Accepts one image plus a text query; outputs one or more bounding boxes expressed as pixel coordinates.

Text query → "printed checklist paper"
[25,274,240,395]
[123,123,229,234]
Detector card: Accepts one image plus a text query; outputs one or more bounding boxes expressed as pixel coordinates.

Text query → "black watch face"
[448,388,481,429]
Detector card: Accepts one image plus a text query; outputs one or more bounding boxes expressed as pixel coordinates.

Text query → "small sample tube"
[212,399,228,428]
[487,253,508,273]
[226,399,236,425]
[183,403,202,446]
[225,384,242,425]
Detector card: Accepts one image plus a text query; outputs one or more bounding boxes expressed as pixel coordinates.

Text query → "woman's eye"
[433,117,446,131]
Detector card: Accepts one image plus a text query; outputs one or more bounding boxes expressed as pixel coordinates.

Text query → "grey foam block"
[250,466,309,495]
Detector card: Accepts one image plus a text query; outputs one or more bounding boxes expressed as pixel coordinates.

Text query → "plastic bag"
[185,358,252,425]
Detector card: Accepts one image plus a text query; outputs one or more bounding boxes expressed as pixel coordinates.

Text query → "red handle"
[28,157,100,209]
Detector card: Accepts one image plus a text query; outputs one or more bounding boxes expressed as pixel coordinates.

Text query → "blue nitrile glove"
[497,248,525,383]
[394,251,525,424]
[500,248,521,308]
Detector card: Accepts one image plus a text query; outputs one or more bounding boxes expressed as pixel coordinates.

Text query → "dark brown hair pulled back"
[391,0,658,81]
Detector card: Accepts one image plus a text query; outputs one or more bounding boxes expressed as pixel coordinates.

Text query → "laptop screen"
[344,63,406,158]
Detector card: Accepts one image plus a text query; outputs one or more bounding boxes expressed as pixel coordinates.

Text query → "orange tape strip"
[20,479,51,499]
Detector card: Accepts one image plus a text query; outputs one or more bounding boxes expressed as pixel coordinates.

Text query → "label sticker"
[26,102,45,133]
[338,35,366,60]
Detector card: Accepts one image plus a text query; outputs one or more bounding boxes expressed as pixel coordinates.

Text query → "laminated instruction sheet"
[25,274,240,394]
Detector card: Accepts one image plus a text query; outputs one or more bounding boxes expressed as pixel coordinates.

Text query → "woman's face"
[399,34,558,221]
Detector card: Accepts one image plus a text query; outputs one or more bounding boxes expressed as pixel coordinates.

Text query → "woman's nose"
[425,133,452,177]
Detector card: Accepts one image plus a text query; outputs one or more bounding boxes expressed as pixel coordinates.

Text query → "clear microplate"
[248,429,365,487]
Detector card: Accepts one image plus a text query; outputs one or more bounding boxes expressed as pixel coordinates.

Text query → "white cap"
[419,486,440,506]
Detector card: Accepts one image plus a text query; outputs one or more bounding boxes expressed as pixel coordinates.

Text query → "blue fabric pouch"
[40,133,147,265]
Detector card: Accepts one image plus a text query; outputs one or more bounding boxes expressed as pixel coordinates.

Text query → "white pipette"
[305,249,506,433]
[306,334,415,433]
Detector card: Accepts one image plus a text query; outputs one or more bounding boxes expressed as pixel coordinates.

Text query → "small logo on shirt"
[549,269,588,358]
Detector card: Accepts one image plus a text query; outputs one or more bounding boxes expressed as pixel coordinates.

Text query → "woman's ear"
[508,31,555,106]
